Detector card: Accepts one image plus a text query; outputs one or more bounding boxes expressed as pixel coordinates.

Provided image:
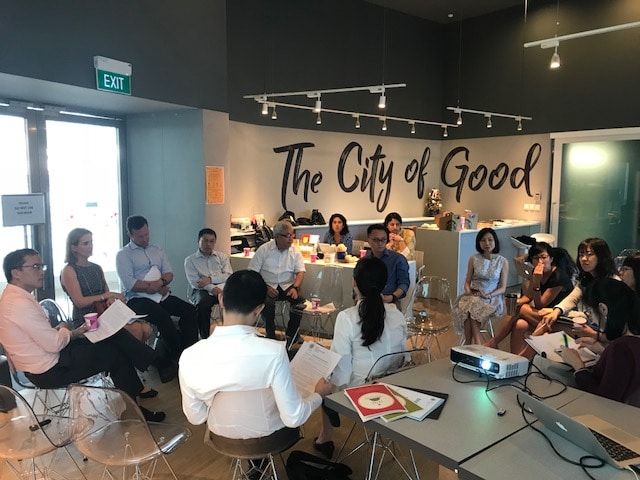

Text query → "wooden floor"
[2,323,496,480]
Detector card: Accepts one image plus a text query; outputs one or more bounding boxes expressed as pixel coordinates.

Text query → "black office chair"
[230,236,251,254]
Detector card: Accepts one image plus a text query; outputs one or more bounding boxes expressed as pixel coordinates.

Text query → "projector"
[450,345,529,379]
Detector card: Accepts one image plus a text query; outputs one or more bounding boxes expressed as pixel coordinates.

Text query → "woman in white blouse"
[313,257,407,459]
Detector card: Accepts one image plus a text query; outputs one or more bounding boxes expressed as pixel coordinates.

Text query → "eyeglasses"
[532,254,550,261]
[19,263,47,272]
[368,237,388,243]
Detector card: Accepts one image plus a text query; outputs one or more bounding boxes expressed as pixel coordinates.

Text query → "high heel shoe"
[313,438,334,459]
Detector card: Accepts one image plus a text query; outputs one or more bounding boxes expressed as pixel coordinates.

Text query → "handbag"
[285,450,352,480]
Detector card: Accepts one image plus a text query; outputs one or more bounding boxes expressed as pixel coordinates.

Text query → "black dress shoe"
[138,388,158,399]
[158,361,178,383]
[313,438,334,459]
[139,406,166,422]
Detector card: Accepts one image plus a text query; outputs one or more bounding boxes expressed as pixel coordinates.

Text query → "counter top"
[293,216,435,229]
[418,220,540,234]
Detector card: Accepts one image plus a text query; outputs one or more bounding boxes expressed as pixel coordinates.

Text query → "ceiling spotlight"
[261,101,269,115]
[381,118,387,131]
[550,45,561,69]
[378,92,386,109]
[456,110,463,126]
[355,115,361,129]
[443,126,448,138]
[313,94,322,113]
[486,115,492,128]
[516,117,523,131]
[410,122,415,134]
[316,112,322,125]
[271,105,277,120]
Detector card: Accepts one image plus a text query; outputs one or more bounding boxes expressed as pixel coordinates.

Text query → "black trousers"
[27,329,155,399]
[190,290,219,339]
[262,287,305,339]
[128,295,198,358]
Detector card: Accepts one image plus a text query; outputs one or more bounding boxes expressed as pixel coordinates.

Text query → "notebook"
[318,243,336,254]
[520,391,640,468]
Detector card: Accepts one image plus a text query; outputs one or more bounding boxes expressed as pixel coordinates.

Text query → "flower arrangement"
[425,188,443,216]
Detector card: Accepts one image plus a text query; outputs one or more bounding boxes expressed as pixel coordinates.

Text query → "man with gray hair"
[249,221,305,345]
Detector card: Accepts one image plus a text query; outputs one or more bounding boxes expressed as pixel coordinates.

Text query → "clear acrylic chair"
[406,276,453,362]
[300,264,345,341]
[39,299,69,328]
[337,350,427,480]
[0,384,86,480]
[69,384,191,480]
[204,390,301,480]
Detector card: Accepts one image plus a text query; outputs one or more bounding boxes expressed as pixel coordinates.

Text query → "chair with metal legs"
[204,390,301,480]
[299,264,344,342]
[336,350,428,480]
[0,384,87,480]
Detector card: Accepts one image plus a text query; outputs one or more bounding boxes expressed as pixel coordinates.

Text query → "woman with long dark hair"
[560,277,640,406]
[313,257,407,458]
[620,253,640,297]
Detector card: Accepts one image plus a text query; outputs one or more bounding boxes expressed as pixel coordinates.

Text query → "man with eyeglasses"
[366,224,410,305]
[249,220,305,345]
[0,248,166,422]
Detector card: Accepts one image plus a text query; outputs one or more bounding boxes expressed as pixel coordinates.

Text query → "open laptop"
[318,243,336,254]
[520,391,640,468]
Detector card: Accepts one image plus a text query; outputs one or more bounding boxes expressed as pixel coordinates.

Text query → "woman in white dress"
[452,228,508,345]
[313,257,407,459]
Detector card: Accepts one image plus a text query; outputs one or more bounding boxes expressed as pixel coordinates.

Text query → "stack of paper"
[343,384,408,422]
[525,331,599,366]
[381,384,446,422]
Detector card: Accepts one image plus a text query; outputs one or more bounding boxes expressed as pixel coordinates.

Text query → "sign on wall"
[1,194,46,227]
[206,166,225,204]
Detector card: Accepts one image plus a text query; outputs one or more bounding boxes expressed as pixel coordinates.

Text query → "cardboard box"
[464,211,478,230]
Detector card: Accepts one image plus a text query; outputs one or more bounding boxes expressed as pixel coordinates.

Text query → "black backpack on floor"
[286,450,352,480]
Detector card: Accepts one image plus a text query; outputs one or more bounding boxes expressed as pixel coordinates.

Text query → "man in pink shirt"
[0,248,165,422]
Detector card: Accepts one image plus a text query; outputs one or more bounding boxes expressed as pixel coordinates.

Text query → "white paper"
[383,384,444,421]
[134,265,165,303]
[302,300,336,314]
[525,331,598,366]
[290,341,342,397]
[84,299,136,343]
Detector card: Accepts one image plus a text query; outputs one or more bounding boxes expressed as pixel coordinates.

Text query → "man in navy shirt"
[366,223,410,305]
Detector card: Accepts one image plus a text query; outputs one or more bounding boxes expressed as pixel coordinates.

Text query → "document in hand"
[525,331,598,366]
[290,342,342,397]
[343,383,408,422]
[381,384,445,422]
[84,299,136,343]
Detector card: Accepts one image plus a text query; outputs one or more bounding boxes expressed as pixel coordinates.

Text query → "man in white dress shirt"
[249,221,305,344]
[184,228,232,339]
[179,269,331,442]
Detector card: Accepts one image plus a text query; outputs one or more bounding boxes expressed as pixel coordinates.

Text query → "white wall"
[228,122,443,225]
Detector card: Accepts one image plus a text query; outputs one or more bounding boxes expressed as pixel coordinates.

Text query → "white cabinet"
[415,222,541,295]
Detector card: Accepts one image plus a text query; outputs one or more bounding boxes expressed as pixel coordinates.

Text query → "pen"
[562,333,569,347]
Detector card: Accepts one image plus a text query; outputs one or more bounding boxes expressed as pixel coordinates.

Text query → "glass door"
[552,137,640,258]
[0,114,31,293]
[46,120,123,297]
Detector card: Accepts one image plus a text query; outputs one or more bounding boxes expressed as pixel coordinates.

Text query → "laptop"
[318,243,336,254]
[520,391,640,468]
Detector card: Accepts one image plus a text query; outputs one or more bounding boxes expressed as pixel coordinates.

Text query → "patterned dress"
[68,262,106,327]
[452,253,506,334]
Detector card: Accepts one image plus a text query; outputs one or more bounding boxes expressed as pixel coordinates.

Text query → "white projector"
[450,345,529,379]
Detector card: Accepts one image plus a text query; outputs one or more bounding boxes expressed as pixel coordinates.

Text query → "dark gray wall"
[0,0,228,111]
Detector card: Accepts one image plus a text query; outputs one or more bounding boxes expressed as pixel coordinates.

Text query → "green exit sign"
[96,69,131,95]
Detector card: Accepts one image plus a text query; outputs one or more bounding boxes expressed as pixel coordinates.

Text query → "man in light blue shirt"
[184,228,232,339]
[116,215,198,371]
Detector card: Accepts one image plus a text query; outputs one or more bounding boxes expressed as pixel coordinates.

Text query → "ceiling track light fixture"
[524,21,640,68]
[316,112,322,125]
[409,122,416,134]
[381,117,387,131]
[447,106,532,131]
[261,100,269,115]
[443,126,449,138]
[252,99,458,132]
[378,88,386,109]
[271,105,277,120]
[313,93,322,113]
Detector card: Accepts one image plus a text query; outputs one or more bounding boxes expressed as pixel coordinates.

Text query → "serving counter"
[415,221,541,295]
